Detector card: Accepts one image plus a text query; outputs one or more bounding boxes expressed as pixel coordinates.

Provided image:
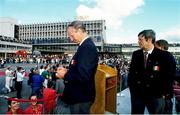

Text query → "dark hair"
[47,80,55,88]
[17,67,22,71]
[40,65,43,69]
[155,39,169,50]
[8,99,12,106]
[30,68,34,73]
[138,29,156,43]
[8,97,18,110]
[68,21,86,32]
[29,93,37,100]
[52,65,56,70]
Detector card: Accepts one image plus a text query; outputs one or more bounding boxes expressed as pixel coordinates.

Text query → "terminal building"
[0,18,122,58]
[18,20,121,54]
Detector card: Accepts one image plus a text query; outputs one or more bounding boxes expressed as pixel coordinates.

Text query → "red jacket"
[43,88,56,113]
[25,104,43,114]
[6,108,24,114]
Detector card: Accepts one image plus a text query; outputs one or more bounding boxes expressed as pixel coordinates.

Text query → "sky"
[0,0,180,44]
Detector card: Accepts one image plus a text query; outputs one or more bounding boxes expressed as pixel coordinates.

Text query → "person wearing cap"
[56,21,98,114]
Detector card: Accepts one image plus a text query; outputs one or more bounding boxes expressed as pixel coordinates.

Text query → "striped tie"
[144,52,148,67]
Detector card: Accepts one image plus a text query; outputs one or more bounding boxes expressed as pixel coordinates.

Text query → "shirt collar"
[144,46,154,54]
[79,36,89,46]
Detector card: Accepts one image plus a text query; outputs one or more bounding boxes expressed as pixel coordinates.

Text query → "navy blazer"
[62,38,99,104]
[128,47,175,99]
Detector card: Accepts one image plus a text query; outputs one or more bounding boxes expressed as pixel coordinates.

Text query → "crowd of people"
[5,63,62,114]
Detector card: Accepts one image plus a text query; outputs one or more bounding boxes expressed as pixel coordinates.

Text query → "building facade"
[19,20,117,54]
[0,18,32,58]
[0,17,18,38]
[0,18,122,58]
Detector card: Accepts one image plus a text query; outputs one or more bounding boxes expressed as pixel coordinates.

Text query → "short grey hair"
[68,21,86,32]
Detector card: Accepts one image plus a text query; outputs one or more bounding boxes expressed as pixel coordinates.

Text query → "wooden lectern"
[90,64,117,114]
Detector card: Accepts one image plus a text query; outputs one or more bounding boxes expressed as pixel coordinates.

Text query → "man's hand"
[56,67,67,79]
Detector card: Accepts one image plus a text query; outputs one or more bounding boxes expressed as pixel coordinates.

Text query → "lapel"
[78,37,90,49]
[139,49,145,68]
[69,38,90,67]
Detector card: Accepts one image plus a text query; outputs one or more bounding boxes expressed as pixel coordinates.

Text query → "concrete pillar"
[5,53,7,59]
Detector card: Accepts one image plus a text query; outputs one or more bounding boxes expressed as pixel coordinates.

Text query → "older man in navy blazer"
[128,29,175,114]
[56,21,98,114]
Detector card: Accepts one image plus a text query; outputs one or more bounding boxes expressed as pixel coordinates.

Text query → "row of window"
[34,45,78,52]
[21,36,102,43]
[19,21,103,30]
[31,38,71,44]
[19,30,103,39]
[0,44,31,50]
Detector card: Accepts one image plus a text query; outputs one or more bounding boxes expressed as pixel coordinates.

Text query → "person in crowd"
[155,39,176,114]
[56,21,99,114]
[31,68,44,98]
[0,58,5,68]
[6,97,24,114]
[41,65,50,88]
[128,29,175,114]
[25,94,43,114]
[5,66,14,93]
[15,67,25,98]
[155,39,169,51]
[39,65,44,75]
[43,80,56,114]
[27,68,34,86]
[120,62,129,90]
[51,65,58,90]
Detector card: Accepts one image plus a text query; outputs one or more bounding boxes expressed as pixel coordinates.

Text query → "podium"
[90,64,117,114]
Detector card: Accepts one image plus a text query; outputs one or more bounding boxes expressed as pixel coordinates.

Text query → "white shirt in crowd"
[16,71,25,82]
